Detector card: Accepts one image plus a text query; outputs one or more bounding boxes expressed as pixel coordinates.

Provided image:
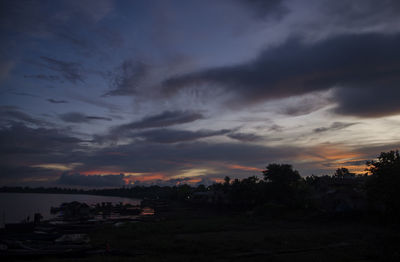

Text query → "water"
[0,193,140,224]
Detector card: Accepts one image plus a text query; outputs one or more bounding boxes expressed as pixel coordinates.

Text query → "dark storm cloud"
[115,110,204,132]
[227,132,264,142]
[58,173,125,187]
[333,87,400,118]
[236,0,289,20]
[103,60,149,96]
[0,165,57,185]
[162,33,400,117]
[0,123,83,157]
[313,122,358,133]
[59,112,112,123]
[0,124,84,184]
[134,128,231,144]
[47,99,69,104]
[0,123,91,185]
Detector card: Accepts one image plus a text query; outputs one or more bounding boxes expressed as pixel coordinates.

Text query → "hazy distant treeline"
[1,150,399,219]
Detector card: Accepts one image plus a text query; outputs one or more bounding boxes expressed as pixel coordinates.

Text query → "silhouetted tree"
[366,150,400,217]
[224,176,231,185]
[334,168,351,178]
[263,164,301,185]
[228,176,264,208]
[262,164,302,205]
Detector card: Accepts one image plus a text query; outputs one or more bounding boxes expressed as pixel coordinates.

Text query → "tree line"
[1,150,399,218]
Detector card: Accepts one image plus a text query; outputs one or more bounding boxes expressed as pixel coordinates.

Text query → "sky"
[1,0,400,187]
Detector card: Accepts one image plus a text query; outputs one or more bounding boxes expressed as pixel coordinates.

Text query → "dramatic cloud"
[59,112,112,123]
[2,0,400,186]
[162,33,400,117]
[313,122,358,133]
[333,87,400,118]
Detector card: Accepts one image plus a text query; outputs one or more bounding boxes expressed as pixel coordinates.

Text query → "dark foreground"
[4,202,399,262]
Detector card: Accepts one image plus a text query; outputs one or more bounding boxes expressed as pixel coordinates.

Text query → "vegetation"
[366,150,400,218]
[2,150,400,219]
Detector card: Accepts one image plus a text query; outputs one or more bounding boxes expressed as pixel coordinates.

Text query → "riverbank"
[6,201,397,262]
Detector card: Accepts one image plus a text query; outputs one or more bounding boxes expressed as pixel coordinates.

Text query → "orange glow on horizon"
[123,173,167,183]
[214,178,225,183]
[294,145,369,174]
[226,164,263,172]
[300,145,364,162]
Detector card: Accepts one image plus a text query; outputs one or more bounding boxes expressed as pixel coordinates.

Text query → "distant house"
[321,188,367,213]
[59,201,91,220]
[311,174,368,213]
[191,191,229,205]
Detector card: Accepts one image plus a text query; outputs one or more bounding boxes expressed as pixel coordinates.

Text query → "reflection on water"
[141,207,155,216]
[0,193,140,224]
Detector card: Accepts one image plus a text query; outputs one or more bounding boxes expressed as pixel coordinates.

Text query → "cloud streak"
[47,99,69,104]
[59,112,112,123]
[30,56,85,84]
[134,128,231,143]
[313,122,358,133]
[113,110,204,132]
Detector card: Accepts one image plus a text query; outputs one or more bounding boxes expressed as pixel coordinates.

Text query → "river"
[0,192,140,224]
